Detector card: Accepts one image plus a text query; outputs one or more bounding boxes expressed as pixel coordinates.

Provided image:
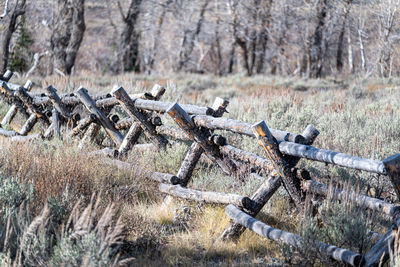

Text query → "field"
[0,73,399,266]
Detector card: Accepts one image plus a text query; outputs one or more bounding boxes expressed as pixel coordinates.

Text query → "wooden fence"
[0,69,399,266]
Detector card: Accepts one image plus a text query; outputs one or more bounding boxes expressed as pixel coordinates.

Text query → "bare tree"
[50,0,85,75]
[303,0,328,78]
[0,0,26,76]
[377,0,399,77]
[336,0,353,72]
[229,0,273,76]
[176,0,210,71]
[111,0,142,74]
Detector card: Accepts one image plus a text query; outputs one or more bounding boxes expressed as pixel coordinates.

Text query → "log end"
[302,125,320,145]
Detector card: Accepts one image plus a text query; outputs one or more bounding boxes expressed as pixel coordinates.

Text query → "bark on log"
[383,154,400,201]
[225,204,362,266]
[302,179,400,217]
[76,87,123,146]
[15,86,50,126]
[220,125,319,241]
[45,85,72,119]
[252,121,303,206]
[19,114,38,136]
[68,114,96,138]
[52,108,61,138]
[279,142,386,175]
[1,80,33,126]
[2,70,13,81]
[112,86,168,149]
[159,183,254,210]
[176,97,229,186]
[0,127,17,137]
[0,81,30,118]
[118,123,142,155]
[192,115,306,144]
[117,84,166,155]
[363,218,400,267]
[102,157,179,184]
[167,102,236,175]
[78,123,100,149]
[10,133,41,142]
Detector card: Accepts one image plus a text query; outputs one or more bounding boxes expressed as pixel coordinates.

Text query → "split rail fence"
[1,69,400,266]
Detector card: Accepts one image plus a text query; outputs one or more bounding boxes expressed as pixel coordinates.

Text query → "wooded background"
[0,0,399,78]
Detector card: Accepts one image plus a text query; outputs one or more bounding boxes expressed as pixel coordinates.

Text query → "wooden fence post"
[15,86,50,126]
[117,84,167,156]
[220,124,319,241]
[176,97,229,186]
[111,86,168,150]
[252,121,304,206]
[45,85,72,120]
[167,102,236,176]
[383,154,400,201]
[2,80,33,126]
[19,114,38,136]
[76,87,123,146]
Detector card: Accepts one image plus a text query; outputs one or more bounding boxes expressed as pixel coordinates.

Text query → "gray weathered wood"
[78,123,100,149]
[101,157,179,184]
[52,108,61,138]
[192,115,306,144]
[45,85,72,119]
[220,125,319,241]
[111,86,168,149]
[118,123,142,156]
[176,97,229,186]
[117,85,166,155]
[76,87,123,146]
[252,121,303,206]
[302,179,400,217]
[68,114,96,138]
[0,127,17,137]
[1,80,33,126]
[383,154,400,201]
[225,204,362,266]
[159,183,254,210]
[167,102,236,175]
[279,141,386,175]
[10,133,41,142]
[2,70,13,82]
[19,113,38,136]
[363,218,400,267]
[15,86,50,126]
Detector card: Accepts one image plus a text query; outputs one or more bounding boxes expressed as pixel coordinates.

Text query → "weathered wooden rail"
[0,70,399,266]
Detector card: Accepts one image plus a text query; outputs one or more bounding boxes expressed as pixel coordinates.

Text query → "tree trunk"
[50,0,85,75]
[177,0,209,71]
[305,0,328,78]
[0,0,26,76]
[111,0,142,74]
[336,0,352,73]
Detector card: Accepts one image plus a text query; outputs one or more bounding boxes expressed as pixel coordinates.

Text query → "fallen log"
[68,114,96,138]
[45,85,72,119]
[225,204,363,266]
[159,183,254,210]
